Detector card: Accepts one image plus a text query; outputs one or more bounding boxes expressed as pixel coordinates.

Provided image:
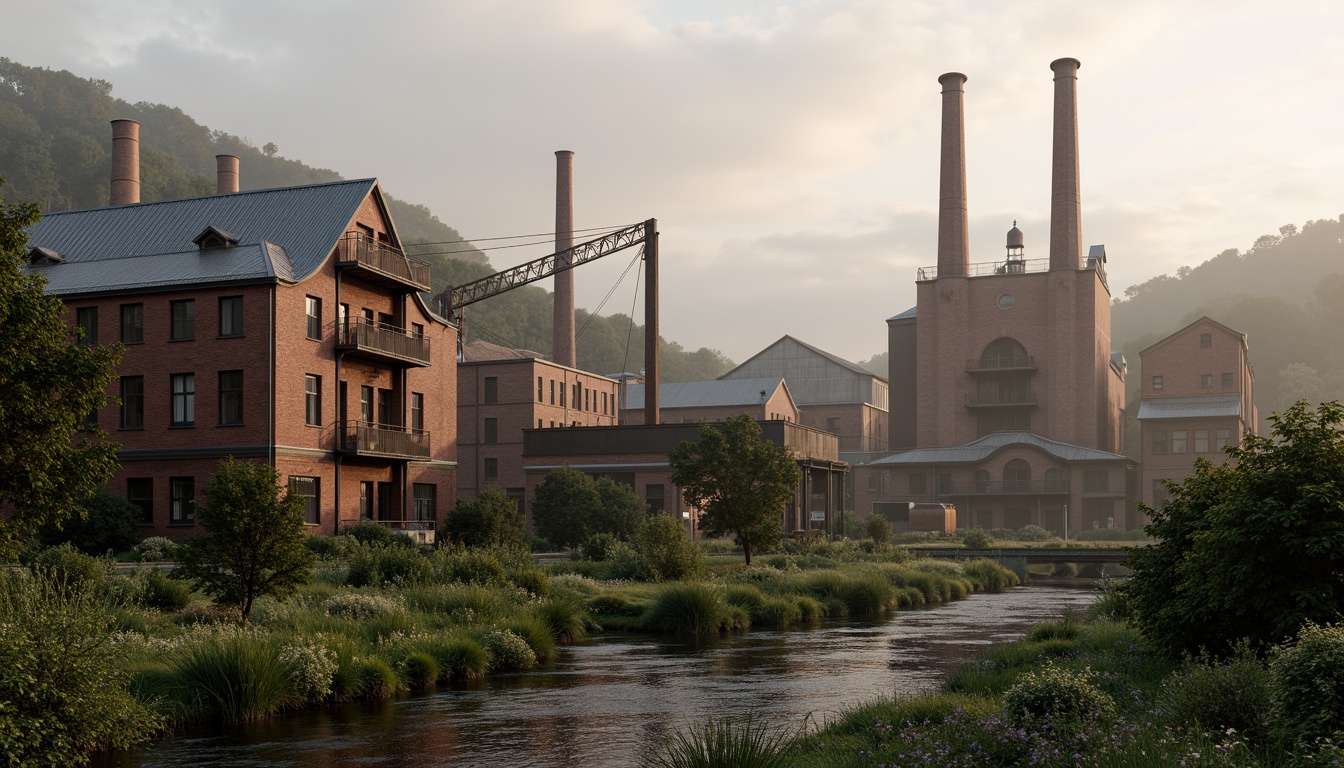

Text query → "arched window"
[1005,460,1031,493]
[980,338,1030,369]
[975,469,992,493]
[1044,468,1065,493]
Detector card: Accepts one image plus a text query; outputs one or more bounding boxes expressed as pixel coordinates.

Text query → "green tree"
[591,476,648,540]
[442,487,525,548]
[634,512,704,581]
[669,414,801,565]
[530,467,601,550]
[38,489,142,556]
[0,179,120,559]
[1128,401,1344,657]
[174,457,316,621]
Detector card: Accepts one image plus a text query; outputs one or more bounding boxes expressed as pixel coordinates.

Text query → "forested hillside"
[0,58,733,381]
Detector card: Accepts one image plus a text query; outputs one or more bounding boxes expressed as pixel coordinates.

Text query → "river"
[104,584,1096,767]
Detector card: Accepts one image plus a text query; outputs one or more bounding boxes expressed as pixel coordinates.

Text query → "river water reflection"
[108,584,1096,767]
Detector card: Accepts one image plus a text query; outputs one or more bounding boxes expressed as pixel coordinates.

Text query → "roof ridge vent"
[193,225,240,251]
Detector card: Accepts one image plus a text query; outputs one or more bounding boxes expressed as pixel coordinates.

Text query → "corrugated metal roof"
[719,335,878,381]
[24,179,377,290]
[887,305,918,322]
[868,431,1128,466]
[624,378,787,410]
[33,243,289,295]
[461,339,532,361]
[1137,395,1242,420]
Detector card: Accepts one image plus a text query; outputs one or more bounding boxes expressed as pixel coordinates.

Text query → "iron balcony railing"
[931,479,1071,496]
[337,318,431,366]
[966,391,1038,407]
[338,421,431,460]
[917,257,1051,282]
[337,232,432,291]
[338,518,435,531]
[966,355,1036,372]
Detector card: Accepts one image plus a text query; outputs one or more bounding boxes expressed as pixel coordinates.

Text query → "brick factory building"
[1137,316,1257,512]
[25,120,457,541]
[619,378,799,425]
[859,59,1136,533]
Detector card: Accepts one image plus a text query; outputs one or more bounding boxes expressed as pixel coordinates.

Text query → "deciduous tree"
[442,487,525,549]
[530,467,601,550]
[174,457,315,621]
[669,414,800,565]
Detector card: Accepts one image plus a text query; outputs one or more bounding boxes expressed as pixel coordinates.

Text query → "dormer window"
[192,226,239,252]
[28,247,64,265]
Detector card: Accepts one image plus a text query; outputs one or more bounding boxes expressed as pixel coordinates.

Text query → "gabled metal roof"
[624,378,789,410]
[868,431,1129,466]
[1137,395,1242,420]
[24,178,377,291]
[887,305,918,322]
[33,242,293,296]
[719,335,879,381]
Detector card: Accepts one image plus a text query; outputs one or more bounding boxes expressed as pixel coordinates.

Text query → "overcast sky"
[4,1,1342,364]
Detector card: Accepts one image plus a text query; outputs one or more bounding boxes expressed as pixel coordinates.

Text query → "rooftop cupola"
[1005,220,1025,271]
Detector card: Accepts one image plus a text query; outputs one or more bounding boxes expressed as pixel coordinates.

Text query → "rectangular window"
[120,376,144,428]
[410,393,424,433]
[170,300,195,340]
[359,481,374,520]
[538,419,543,428]
[377,388,391,425]
[1151,375,1163,391]
[411,322,424,337]
[602,391,608,415]
[867,474,879,491]
[483,377,498,404]
[120,304,143,344]
[412,483,436,522]
[573,383,580,408]
[360,385,374,423]
[560,381,566,407]
[1084,470,1108,492]
[1200,333,1212,348]
[219,370,244,425]
[1172,429,1188,454]
[484,417,498,443]
[170,373,195,425]
[1221,372,1234,388]
[219,296,243,337]
[1216,428,1231,450]
[1151,429,1167,455]
[484,458,498,482]
[909,473,926,494]
[170,477,195,524]
[289,476,320,525]
[127,478,153,526]
[584,387,590,412]
[76,307,98,345]
[550,380,556,405]
[339,303,349,332]
[1201,374,1213,389]
[305,375,321,427]
[538,376,544,403]
[305,296,322,340]
[936,472,952,495]
[1194,429,1209,453]
[826,417,841,433]
[647,484,666,515]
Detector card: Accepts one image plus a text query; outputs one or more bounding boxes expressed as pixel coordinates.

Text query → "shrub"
[26,543,112,596]
[135,567,192,611]
[400,651,440,688]
[578,532,621,562]
[866,515,892,544]
[355,656,403,698]
[441,487,526,548]
[961,528,994,549]
[644,583,727,635]
[134,536,178,562]
[0,570,161,763]
[38,489,141,556]
[505,615,556,662]
[989,528,1019,541]
[341,521,415,548]
[324,592,405,620]
[1002,664,1116,729]
[432,636,490,680]
[649,715,794,768]
[304,535,361,561]
[636,513,704,581]
[962,558,1020,592]
[483,628,537,671]
[1270,622,1344,745]
[427,545,507,586]
[509,566,551,598]
[280,639,337,702]
[1016,524,1052,541]
[1162,648,1269,741]
[1026,617,1082,642]
[346,544,431,587]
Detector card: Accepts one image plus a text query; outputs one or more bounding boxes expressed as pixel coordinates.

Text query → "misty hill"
[0,58,733,382]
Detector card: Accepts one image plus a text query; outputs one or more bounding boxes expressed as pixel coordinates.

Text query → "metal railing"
[337,318,430,365]
[917,257,1051,282]
[966,391,1037,407]
[338,421,431,459]
[931,479,1071,495]
[339,518,436,531]
[337,232,432,290]
[966,355,1036,372]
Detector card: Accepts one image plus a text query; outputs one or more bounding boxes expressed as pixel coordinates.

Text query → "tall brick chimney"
[1049,58,1082,271]
[110,119,141,205]
[936,73,970,278]
[216,154,240,194]
[553,150,576,368]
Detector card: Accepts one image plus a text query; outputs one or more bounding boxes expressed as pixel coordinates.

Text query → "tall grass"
[648,715,796,768]
[642,583,730,634]
[144,627,300,722]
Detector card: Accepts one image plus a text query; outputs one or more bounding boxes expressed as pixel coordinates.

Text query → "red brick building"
[1137,316,1257,511]
[27,165,457,541]
[456,339,619,515]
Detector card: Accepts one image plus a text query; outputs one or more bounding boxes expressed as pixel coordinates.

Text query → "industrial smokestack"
[553,150,576,368]
[1049,58,1082,271]
[110,119,141,205]
[216,154,240,194]
[936,73,970,278]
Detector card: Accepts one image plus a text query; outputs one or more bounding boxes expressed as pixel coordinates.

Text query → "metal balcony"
[966,391,1038,408]
[336,232,432,292]
[336,318,431,366]
[338,421,431,460]
[966,355,1037,373]
[934,479,1071,496]
[916,257,1050,282]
